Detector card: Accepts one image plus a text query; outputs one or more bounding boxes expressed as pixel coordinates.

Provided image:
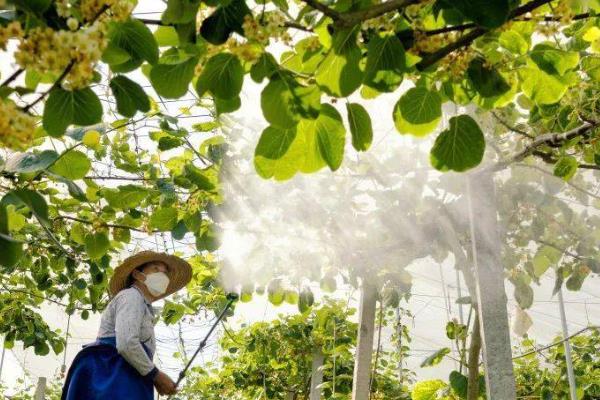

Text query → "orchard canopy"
[2,0,600,394]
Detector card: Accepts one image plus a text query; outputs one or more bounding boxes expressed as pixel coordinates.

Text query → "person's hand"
[154,370,177,395]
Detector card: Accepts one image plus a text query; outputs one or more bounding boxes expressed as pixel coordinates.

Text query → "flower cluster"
[0,21,24,50]
[81,0,133,22]
[15,23,108,89]
[242,13,292,46]
[0,100,36,150]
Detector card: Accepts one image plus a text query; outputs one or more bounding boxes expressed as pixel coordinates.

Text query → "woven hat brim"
[109,250,192,299]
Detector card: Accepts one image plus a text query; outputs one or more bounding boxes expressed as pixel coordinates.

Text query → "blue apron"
[61,337,154,400]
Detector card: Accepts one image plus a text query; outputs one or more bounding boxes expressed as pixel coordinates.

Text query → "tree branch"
[340,0,420,27]
[492,111,533,139]
[416,0,553,71]
[0,68,24,88]
[492,123,598,171]
[302,0,342,21]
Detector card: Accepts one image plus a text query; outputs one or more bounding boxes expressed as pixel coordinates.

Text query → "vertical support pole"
[558,288,577,400]
[395,307,403,383]
[351,281,377,400]
[467,173,516,400]
[0,338,5,381]
[34,377,46,400]
[309,348,324,400]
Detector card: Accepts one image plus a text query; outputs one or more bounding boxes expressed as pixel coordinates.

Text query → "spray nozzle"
[226,292,239,301]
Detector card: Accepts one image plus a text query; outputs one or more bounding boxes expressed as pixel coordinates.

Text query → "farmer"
[61,250,192,399]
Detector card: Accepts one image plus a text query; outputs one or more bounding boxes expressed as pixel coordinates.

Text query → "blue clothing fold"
[61,336,154,400]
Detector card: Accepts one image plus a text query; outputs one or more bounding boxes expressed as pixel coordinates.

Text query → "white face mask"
[142,271,170,297]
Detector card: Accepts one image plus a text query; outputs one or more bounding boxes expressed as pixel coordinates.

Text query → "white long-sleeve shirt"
[97,286,157,376]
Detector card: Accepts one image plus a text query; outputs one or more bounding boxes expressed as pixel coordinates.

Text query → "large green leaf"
[103,185,149,209]
[110,75,150,117]
[315,104,346,171]
[49,150,91,180]
[43,88,102,137]
[151,56,199,99]
[315,28,363,97]
[0,232,23,269]
[108,18,159,65]
[196,53,244,100]
[518,64,575,105]
[364,34,405,92]
[85,232,111,260]
[529,43,580,76]
[467,58,510,98]
[449,371,468,399]
[430,115,485,172]
[162,0,201,24]
[254,126,299,180]
[393,87,442,137]
[412,380,446,400]
[199,0,250,45]
[553,156,578,181]
[346,103,372,152]
[149,207,178,231]
[261,74,321,128]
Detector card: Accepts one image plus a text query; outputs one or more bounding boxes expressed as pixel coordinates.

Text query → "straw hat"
[109,250,192,299]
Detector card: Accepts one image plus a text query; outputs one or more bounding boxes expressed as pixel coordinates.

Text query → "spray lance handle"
[166,293,239,398]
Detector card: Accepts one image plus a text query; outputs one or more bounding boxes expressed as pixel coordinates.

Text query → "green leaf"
[518,63,575,105]
[4,150,58,174]
[154,26,179,47]
[315,27,363,97]
[449,371,468,399]
[196,53,244,99]
[430,115,485,172]
[250,52,278,83]
[196,222,219,251]
[149,207,178,231]
[49,150,91,180]
[215,96,241,115]
[85,232,110,259]
[199,0,250,45]
[103,185,149,209]
[412,380,446,400]
[102,42,131,65]
[315,104,346,171]
[514,282,534,309]
[0,233,23,270]
[467,58,510,98]
[394,87,442,137]
[530,43,580,76]
[151,56,199,99]
[445,0,510,28]
[298,287,314,313]
[108,18,159,65]
[43,88,102,137]
[553,156,578,181]
[162,0,201,24]
[420,348,450,367]
[261,74,321,128]
[346,103,373,151]
[254,126,298,179]
[110,75,150,118]
[162,301,186,324]
[364,34,405,92]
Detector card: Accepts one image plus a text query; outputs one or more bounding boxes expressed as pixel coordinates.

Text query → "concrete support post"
[467,173,516,400]
[558,288,578,400]
[309,348,324,400]
[351,281,378,400]
[34,377,46,400]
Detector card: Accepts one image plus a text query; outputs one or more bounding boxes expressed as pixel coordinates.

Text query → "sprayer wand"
[166,293,238,398]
